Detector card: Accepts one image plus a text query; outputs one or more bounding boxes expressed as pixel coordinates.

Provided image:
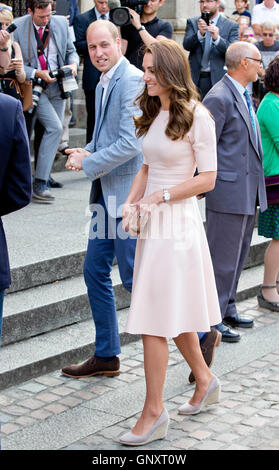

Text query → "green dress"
[257,92,279,239]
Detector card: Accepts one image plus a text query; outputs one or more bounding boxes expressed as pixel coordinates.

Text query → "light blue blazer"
[82,57,144,217]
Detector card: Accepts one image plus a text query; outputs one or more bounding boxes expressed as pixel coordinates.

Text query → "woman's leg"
[174,332,214,405]
[132,335,169,436]
[262,239,279,302]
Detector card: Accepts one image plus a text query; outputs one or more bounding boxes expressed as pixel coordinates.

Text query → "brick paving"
[1,297,279,450]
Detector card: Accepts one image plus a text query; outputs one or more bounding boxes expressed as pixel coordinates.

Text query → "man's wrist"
[136,25,146,32]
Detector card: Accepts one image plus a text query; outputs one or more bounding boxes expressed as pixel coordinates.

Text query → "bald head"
[225,41,260,71]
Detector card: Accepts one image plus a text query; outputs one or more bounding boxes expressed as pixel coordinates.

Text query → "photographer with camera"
[183,0,239,99]
[120,0,173,71]
[13,0,79,203]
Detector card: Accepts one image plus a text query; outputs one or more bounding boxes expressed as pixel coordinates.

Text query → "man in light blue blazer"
[61,20,143,378]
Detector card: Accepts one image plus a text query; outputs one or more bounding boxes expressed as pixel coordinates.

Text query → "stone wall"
[78,1,256,45]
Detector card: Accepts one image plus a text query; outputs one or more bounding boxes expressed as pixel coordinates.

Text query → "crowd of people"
[0,0,279,447]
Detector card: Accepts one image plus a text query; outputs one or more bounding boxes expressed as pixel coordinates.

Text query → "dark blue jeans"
[0,288,4,345]
[84,193,137,358]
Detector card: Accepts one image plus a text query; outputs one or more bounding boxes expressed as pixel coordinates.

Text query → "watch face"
[163,190,170,202]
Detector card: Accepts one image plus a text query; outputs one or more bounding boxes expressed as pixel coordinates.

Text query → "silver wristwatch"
[162,188,171,203]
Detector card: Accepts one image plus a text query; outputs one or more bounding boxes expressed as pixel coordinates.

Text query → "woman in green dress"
[257,56,279,312]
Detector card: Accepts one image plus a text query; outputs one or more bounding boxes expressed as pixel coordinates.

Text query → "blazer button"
[246,171,249,175]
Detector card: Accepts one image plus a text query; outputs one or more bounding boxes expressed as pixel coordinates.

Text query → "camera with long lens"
[31,77,48,109]
[49,67,78,99]
[109,0,148,27]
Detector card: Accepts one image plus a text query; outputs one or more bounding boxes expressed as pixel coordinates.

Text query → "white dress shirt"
[33,23,58,72]
[252,2,279,25]
[100,56,124,106]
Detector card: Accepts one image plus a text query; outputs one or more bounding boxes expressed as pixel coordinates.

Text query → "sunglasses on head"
[0,5,12,12]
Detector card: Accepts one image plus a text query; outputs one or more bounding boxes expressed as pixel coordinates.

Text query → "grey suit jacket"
[203,74,267,215]
[82,57,144,217]
[183,15,239,86]
[13,14,79,80]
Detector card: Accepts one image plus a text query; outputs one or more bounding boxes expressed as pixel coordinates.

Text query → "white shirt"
[100,56,124,106]
[33,23,58,72]
[252,2,279,25]
[95,8,110,21]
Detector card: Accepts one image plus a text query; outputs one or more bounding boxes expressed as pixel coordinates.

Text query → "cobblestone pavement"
[1,297,279,450]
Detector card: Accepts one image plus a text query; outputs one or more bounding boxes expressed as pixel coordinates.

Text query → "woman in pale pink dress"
[120,39,222,446]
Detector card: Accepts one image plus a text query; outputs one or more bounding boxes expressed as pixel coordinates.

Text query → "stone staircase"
[0,77,269,390]
[0,168,268,391]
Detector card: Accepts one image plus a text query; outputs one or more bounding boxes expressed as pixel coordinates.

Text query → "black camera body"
[0,22,17,33]
[109,0,148,27]
[50,67,74,99]
[121,0,148,14]
[49,67,72,81]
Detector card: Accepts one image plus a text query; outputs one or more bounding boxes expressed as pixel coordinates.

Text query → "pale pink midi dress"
[125,104,222,338]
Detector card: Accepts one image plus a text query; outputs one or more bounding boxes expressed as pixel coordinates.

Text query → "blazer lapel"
[95,58,128,138]
[28,16,38,65]
[223,76,260,158]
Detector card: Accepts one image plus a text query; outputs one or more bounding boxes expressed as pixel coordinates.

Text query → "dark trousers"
[198,74,212,100]
[83,192,137,357]
[84,89,96,144]
[206,209,256,320]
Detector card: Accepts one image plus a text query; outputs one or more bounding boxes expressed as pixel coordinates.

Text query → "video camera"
[108,0,148,27]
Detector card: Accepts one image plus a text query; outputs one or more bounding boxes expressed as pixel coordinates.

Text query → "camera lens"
[110,7,130,26]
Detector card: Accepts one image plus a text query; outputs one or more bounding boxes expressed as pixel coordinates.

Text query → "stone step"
[0,308,138,391]
[7,225,269,294]
[0,263,264,390]
[2,243,266,347]
[2,266,128,346]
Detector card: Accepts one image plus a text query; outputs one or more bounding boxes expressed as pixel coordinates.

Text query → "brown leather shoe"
[188,328,221,384]
[61,355,120,378]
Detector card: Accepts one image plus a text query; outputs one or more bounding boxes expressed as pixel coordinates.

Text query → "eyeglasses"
[0,5,12,12]
[262,33,274,37]
[245,57,263,65]
[199,1,216,3]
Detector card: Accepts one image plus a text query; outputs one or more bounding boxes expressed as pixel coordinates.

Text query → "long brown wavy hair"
[134,39,200,141]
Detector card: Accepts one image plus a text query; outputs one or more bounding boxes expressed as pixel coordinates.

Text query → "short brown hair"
[264,55,279,93]
[86,19,120,41]
[28,0,53,12]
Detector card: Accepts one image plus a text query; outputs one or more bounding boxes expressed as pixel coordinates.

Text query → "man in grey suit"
[61,20,143,378]
[183,0,239,99]
[203,41,267,342]
[14,0,79,203]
